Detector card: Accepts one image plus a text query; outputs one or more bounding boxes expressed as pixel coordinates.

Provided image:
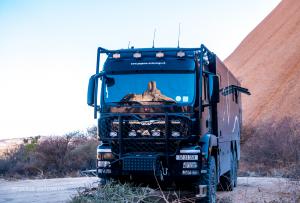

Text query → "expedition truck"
[87,44,250,202]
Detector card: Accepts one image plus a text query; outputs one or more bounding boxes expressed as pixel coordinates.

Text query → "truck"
[87,44,250,202]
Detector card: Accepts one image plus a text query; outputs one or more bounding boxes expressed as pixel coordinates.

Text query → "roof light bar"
[112,53,121,59]
[156,52,164,58]
[177,51,185,58]
[133,52,142,58]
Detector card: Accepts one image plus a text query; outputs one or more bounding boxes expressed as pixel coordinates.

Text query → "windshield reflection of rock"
[121,81,176,105]
[107,81,190,114]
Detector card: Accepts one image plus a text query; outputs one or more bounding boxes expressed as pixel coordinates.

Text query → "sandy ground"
[218,177,300,203]
[0,177,299,203]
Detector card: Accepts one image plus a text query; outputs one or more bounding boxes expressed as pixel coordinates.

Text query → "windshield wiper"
[159,100,176,104]
[110,101,142,105]
[144,100,177,104]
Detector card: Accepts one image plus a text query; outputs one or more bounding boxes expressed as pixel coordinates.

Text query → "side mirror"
[87,75,96,106]
[208,74,220,103]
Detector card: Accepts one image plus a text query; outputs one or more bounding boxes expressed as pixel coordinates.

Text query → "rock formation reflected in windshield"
[121,81,175,103]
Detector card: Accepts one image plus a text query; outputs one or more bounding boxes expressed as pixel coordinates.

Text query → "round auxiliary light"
[129,130,137,137]
[156,52,164,58]
[110,132,117,137]
[171,131,180,137]
[133,52,142,58]
[112,53,121,59]
[177,51,185,58]
[152,130,160,137]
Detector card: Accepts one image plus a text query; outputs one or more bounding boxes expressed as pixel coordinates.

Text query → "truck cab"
[87,45,250,202]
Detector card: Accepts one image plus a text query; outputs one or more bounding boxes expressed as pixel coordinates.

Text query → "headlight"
[110,132,117,137]
[97,152,114,160]
[172,131,180,137]
[152,130,160,137]
[129,130,137,137]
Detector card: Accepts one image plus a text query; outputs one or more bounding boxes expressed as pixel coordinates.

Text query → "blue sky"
[0,0,280,139]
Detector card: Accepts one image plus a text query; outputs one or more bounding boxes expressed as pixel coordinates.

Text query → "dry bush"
[0,127,98,178]
[241,117,300,178]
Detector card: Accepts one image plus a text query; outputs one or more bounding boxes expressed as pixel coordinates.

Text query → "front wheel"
[196,156,217,203]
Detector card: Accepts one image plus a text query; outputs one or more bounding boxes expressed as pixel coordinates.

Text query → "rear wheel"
[196,156,217,203]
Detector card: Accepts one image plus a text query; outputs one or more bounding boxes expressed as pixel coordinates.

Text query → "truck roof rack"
[97,44,214,56]
[96,44,215,73]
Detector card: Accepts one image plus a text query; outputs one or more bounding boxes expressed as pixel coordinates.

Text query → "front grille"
[99,114,191,155]
[123,156,159,171]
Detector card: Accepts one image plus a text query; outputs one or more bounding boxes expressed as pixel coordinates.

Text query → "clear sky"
[0,0,280,139]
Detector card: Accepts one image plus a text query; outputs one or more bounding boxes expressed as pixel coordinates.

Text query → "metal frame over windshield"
[93,45,215,118]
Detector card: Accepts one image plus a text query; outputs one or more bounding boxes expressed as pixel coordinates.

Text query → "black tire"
[233,151,238,187]
[219,152,234,191]
[196,156,217,203]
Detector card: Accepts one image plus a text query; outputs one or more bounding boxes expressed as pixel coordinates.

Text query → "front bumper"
[96,146,203,179]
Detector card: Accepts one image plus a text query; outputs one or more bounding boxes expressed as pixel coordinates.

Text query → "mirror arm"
[92,71,106,119]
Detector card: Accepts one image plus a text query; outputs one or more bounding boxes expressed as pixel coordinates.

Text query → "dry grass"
[240,117,300,179]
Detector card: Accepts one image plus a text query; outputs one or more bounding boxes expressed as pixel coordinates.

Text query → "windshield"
[103,73,195,105]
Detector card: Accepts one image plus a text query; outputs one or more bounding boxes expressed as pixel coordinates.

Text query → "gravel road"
[0,177,299,203]
[0,177,99,203]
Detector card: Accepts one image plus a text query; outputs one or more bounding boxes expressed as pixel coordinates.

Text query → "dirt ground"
[217,177,300,203]
[0,177,299,203]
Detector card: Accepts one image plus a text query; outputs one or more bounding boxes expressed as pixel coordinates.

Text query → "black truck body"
[87,45,250,202]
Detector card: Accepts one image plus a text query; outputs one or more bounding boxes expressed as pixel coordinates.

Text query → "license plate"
[176,154,198,160]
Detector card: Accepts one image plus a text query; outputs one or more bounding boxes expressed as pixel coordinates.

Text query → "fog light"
[98,161,111,168]
[98,169,111,174]
[110,132,117,137]
[129,130,137,137]
[172,131,180,137]
[151,130,160,137]
[183,162,198,169]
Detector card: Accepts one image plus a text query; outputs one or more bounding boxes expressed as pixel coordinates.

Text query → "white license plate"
[176,154,198,160]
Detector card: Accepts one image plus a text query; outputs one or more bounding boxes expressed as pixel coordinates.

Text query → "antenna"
[128,41,131,49]
[152,28,156,48]
[177,23,181,48]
